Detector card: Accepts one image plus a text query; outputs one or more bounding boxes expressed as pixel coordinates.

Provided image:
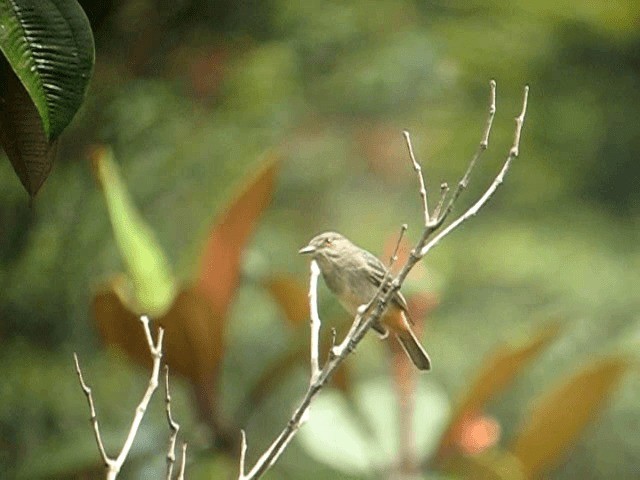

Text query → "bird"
[299,232,431,370]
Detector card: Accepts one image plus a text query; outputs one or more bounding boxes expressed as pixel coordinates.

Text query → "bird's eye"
[324,238,333,246]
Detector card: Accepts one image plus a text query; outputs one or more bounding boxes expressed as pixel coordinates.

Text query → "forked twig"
[433,79,498,228]
[420,85,529,257]
[75,315,164,480]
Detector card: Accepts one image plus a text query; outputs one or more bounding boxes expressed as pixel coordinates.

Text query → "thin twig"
[237,81,529,480]
[74,353,110,466]
[309,260,322,383]
[389,224,408,267]
[510,85,529,158]
[403,131,430,225]
[433,182,450,220]
[75,315,165,480]
[165,366,180,480]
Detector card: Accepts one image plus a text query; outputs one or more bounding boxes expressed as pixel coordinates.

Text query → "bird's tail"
[395,328,431,371]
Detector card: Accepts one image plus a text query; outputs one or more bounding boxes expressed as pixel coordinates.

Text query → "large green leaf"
[0,0,94,140]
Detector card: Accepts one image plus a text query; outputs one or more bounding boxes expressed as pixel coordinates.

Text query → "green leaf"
[0,0,94,140]
[93,147,177,316]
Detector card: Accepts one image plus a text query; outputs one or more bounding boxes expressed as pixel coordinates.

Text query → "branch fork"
[75,315,187,479]
[238,81,529,480]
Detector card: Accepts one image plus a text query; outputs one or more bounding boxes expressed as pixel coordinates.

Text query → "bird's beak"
[298,244,316,255]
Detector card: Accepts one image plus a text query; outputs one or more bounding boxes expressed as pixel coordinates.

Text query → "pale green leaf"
[94,147,177,316]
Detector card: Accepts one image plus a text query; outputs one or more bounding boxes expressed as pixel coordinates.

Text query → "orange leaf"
[510,357,630,478]
[434,323,560,464]
[196,153,279,319]
[160,286,226,385]
[264,274,310,328]
[93,283,225,386]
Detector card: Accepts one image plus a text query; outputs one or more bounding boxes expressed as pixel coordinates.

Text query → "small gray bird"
[299,232,431,370]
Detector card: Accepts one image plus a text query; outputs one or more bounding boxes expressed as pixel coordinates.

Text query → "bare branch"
[482,79,498,148]
[403,131,430,225]
[75,315,165,480]
[420,84,529,257]
[165,366,180,480]
[436,79,497,227]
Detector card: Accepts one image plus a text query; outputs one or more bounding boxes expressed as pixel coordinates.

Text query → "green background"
[1,0,638,478]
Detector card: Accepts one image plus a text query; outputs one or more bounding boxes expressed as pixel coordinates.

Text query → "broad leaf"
[93,147,177,317]
[510,357,630,477]
[0,0,94,140]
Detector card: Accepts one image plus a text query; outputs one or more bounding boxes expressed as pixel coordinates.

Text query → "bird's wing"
[362,250,412,320]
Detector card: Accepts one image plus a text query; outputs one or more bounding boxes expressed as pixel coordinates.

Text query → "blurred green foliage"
[0,0,639,478]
